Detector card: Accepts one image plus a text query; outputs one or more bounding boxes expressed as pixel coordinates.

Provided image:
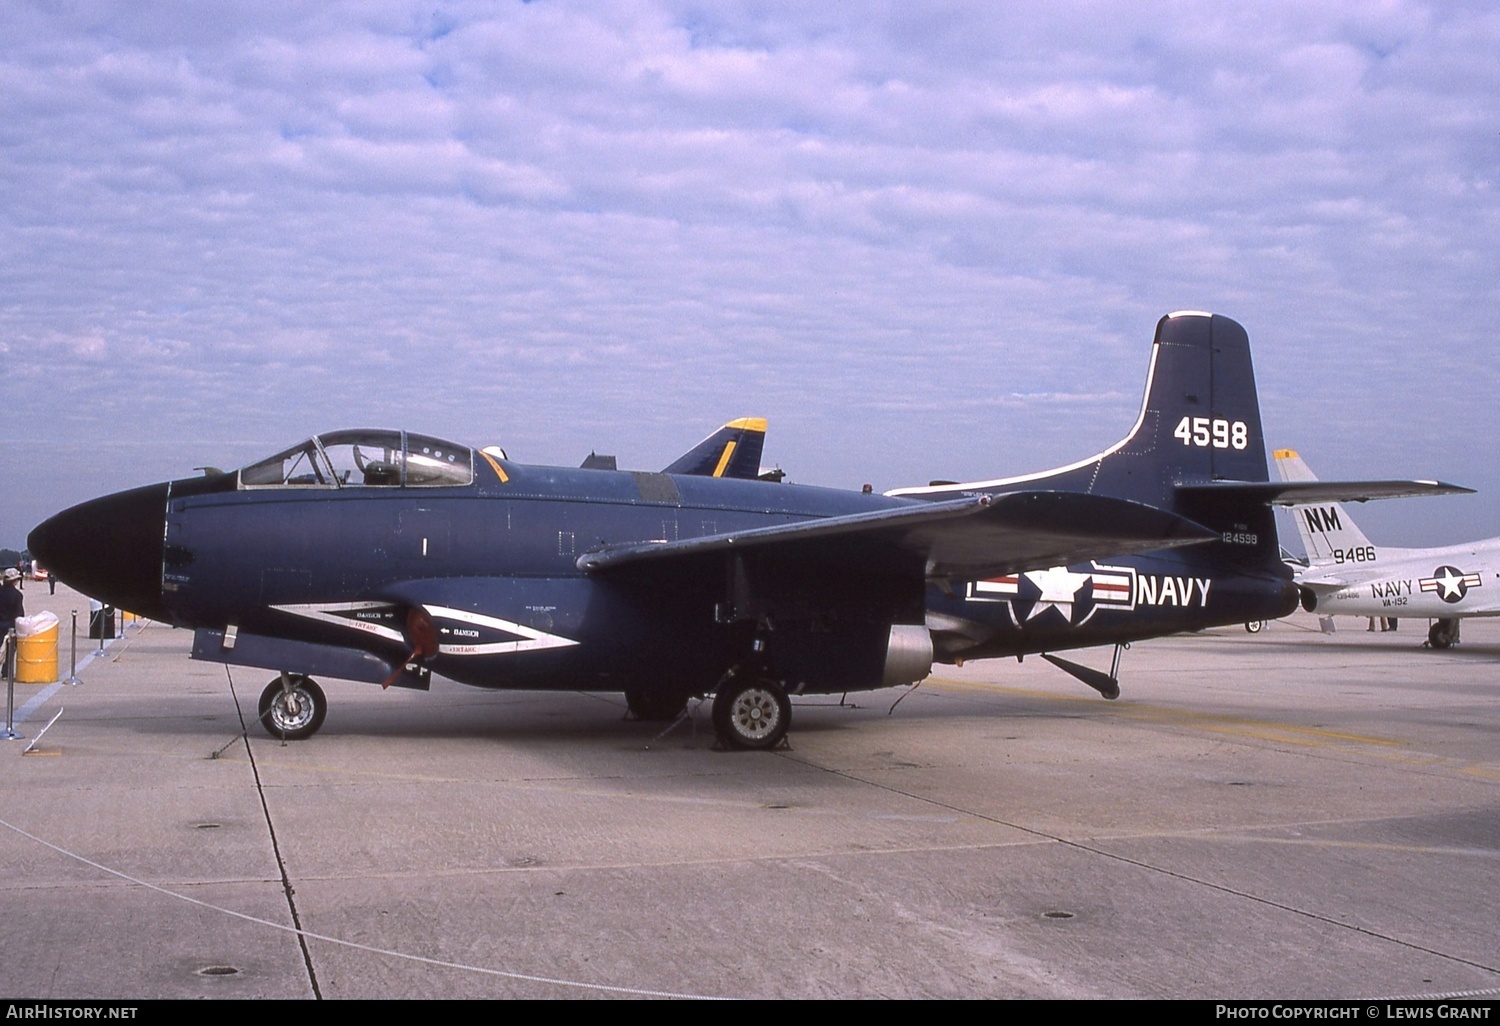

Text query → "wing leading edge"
[577,491,1217,581]
[1176,480,1472,505]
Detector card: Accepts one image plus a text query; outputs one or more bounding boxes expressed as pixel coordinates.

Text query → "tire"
[258,675,327,740]
[1428,619,1459,650]
[624,687,689,721]
[712,678,791,751]
[1245,621,1264,634]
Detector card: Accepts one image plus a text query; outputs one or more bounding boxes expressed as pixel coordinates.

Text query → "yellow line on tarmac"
[923,674,1401,749]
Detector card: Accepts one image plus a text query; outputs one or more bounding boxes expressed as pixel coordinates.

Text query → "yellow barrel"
[17,623,59,683]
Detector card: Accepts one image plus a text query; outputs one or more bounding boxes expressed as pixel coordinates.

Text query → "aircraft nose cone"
[28,482,171,622]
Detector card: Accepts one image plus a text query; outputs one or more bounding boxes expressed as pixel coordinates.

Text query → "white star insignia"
[1023,566,1091,623]
[1433,568,1465,600]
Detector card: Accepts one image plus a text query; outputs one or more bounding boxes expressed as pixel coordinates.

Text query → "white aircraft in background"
[1276,450,1497,648]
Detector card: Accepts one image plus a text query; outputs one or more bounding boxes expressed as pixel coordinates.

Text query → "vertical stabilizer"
[890,312,1282,570]
[664,418,768,479]
[1274,450,1373,563]
[891,312,1269,505]
[1086,311,1270,506]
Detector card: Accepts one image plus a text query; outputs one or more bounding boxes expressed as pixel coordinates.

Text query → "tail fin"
[664,418,767,479]
[1086,311,1270,503]
[893,312,1269,501]
[1273,450,1373,563]
[891,312,1282,567]
[886,313,1468,575]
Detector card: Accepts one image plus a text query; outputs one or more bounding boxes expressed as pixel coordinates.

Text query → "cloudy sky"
[4,1,1497,551]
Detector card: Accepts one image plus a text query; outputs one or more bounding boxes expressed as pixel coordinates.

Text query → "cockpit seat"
[362,461,400,486]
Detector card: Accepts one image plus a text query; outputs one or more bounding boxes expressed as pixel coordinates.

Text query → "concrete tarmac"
[2,586,1497,999]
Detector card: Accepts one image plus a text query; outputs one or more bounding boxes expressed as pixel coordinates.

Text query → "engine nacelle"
[760,621,933,694]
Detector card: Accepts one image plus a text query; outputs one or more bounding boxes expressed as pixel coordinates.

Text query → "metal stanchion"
[65,609,82,686]
[2,629,22,741]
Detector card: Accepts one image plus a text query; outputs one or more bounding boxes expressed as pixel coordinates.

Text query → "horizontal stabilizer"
[579,492,1217,581]
[1177,480,1472,506]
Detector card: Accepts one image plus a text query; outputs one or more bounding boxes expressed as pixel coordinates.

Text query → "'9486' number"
[1173,416,1248,450]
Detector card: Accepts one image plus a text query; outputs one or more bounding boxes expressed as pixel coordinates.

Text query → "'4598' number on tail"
[1173,417,1248,450]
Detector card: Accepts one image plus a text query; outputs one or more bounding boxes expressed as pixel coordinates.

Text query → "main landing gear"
[258,673,327,740]
[1427,618,1461,650]
[711,676,791,751]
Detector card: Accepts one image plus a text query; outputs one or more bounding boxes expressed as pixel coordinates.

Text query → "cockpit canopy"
[239,430,474,489]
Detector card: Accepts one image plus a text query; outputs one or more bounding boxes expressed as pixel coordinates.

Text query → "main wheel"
[712,679,791,751]
[1428,619,1459,650]
[1245,620,1264,634]
[258,675,327,740]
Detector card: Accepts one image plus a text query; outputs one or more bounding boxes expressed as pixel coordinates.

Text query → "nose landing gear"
[258,673,327,740]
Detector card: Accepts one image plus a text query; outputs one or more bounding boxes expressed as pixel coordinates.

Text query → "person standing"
[0,568,23,675]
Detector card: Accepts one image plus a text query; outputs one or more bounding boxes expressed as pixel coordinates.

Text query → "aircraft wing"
[1177,480,1472,505]
[578,492,1217,580]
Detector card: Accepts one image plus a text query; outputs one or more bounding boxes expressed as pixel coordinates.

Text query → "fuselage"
[30,430,1298,699]
[1297,538,1500,619]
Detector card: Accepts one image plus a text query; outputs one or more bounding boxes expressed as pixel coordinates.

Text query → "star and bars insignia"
[1419,566,1482,604]
[968,563,1137,627]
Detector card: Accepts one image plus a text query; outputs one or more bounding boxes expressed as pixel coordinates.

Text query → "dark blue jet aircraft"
[29,312,1460,750]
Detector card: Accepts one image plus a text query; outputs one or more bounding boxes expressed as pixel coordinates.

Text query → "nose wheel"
[258,674,327,740]
[712,677,791,750]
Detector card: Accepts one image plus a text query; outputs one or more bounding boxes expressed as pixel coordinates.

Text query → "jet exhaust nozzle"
[883,625,934,686]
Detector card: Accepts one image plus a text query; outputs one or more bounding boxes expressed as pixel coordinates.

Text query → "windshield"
[239,430,474,488]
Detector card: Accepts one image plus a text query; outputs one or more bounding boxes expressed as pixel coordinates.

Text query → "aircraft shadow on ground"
[63,679,1081,750]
